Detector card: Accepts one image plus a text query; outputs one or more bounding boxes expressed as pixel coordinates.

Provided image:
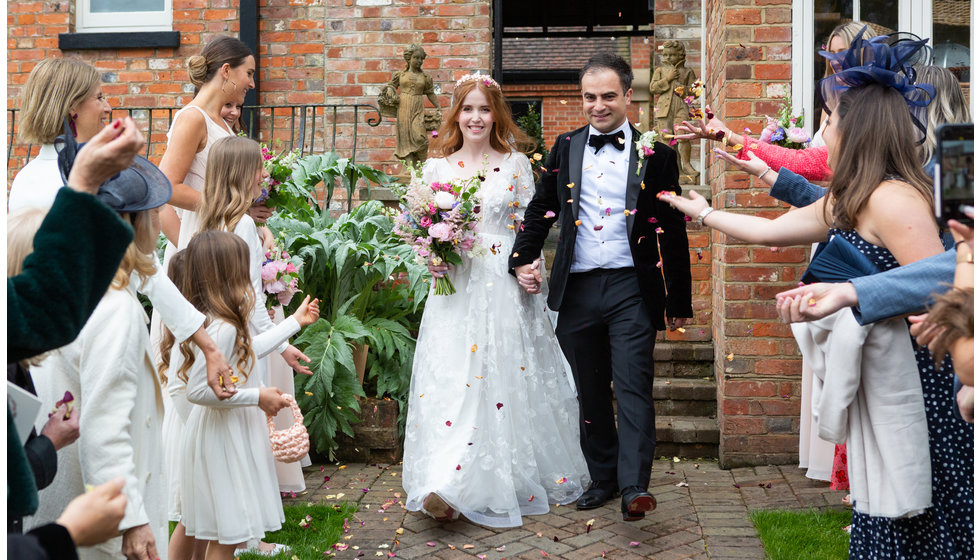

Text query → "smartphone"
[934,123,974,227]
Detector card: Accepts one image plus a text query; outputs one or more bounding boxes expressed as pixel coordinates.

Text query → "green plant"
[286,152,394,215]
[268,200,428,460]
[516,101,548,159]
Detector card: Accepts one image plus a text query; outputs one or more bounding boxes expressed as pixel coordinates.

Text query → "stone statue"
[378,43,442,169]
[649,40,700,182]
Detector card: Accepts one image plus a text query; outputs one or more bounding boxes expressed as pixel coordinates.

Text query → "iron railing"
[7,103,383,182]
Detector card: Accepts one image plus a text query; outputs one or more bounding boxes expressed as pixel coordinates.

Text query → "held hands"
[258,386,290,416]
[774,282,859,323]
[291,295,320,327]
[657,189,709,220]
[427,258,449,279]
[68,117,145,194]
[282,344,313,376]
[201,339,237,399]
[515,259,543,294]
[57,477,127,547]
[121,523,158,560]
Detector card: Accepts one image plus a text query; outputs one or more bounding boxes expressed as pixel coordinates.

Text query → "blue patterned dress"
[835,229,975,559]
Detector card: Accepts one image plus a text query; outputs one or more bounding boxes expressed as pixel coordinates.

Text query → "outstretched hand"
[712,148,774,184]
[282,344,313,375]
[774,282,859,323]
[657,189,709,220]
[673,117,728,142]
[292,295,320,327]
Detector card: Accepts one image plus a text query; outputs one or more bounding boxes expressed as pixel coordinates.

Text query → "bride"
[401,73,590,528]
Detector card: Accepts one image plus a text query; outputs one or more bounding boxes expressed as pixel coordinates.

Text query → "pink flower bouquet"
[392,170,483,295]
[261,246,302,307]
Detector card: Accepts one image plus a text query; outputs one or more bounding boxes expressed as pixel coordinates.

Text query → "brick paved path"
[285,459,848,559]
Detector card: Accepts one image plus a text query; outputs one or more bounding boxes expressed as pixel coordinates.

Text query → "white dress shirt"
[570,120,635,273]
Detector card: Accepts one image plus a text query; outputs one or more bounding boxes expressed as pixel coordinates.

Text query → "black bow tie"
[588,130,626,154]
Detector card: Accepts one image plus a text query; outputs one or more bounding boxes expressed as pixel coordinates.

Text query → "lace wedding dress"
[402,152,590,528]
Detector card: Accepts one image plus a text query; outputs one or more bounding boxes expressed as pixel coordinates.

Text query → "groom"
[510,52,693,521]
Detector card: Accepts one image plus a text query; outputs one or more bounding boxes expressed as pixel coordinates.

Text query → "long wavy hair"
[430,79,533,157]
[162,231,256,383]
[825,84,933,230]
[917,65,971,165]
[198,136,263,234]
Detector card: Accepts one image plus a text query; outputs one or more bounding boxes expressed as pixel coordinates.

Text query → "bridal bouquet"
[255,143,301,209]
[760,94,810,149]
[261,246,302,307]
[392,169,483,296]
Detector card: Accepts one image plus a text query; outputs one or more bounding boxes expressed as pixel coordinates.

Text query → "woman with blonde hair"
[9,58,110,210]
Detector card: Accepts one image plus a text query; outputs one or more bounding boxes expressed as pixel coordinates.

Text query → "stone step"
[654,341,715,378]
[655,415,719,459]
[652,377,718,417]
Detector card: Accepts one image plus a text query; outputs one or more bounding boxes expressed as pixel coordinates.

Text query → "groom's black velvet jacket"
[509,124,693,330]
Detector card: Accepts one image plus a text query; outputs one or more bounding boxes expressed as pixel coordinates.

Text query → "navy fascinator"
[816,26,936,142]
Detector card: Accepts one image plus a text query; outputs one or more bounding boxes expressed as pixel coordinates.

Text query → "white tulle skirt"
[179,403,284,544]
[402,233,590,528]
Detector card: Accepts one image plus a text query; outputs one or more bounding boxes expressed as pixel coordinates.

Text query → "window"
[792,0,970,139]
[77,0,172,33]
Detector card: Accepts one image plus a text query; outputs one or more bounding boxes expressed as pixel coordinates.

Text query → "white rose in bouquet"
[433,190,456,210]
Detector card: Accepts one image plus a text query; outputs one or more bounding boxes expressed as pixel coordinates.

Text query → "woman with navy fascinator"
[661,28,973,559]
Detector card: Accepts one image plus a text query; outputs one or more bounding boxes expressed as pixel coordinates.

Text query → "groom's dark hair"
[580,52,634,94]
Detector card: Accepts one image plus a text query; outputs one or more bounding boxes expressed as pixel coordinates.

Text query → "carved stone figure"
[378,43,442,169]
[649,40,700,181]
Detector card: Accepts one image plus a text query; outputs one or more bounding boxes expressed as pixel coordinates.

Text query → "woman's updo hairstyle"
[186,36,253,88]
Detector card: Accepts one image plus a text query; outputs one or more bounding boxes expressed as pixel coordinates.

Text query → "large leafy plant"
[269,185,428,459]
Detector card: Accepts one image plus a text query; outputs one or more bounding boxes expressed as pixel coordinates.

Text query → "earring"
[230,79,238,93]
[69,118,77,137]
[221,79,229,94]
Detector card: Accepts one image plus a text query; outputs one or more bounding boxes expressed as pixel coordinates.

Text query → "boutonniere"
[634,130,659,176]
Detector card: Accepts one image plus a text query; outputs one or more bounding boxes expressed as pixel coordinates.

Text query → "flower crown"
[817,26,935,141]
[454,73,500,91]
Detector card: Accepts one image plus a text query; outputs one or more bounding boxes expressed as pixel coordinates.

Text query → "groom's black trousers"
[554,267,657,490]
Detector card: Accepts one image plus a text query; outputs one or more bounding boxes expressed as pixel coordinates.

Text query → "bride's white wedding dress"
[402,152,590,528]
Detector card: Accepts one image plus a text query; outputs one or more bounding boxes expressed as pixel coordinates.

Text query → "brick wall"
[324,0,492,177]
[705,0,806,468]
[7,0,331,184]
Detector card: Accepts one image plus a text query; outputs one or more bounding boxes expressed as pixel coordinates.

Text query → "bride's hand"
[657,189,709,219]
[427,258,449,278]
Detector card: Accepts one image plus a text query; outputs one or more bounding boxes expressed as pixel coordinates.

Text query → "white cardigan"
[792,309,932,518]
[27,282,168,560]
[9,148,205,344]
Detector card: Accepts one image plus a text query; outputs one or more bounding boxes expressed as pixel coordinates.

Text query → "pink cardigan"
[737,142,832,182]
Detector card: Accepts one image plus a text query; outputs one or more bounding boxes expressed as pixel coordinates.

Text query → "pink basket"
[267,394,310,463]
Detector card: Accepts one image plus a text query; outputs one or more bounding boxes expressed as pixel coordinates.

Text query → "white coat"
[28,281,168,560]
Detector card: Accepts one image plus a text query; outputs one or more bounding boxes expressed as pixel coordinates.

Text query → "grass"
[169,502,359,559]
[750,508,852,560]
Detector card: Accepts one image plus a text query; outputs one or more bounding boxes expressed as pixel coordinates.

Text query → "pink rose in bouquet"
[261,246,302,308]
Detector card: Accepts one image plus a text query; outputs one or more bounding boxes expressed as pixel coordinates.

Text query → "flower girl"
[163,230,319,559]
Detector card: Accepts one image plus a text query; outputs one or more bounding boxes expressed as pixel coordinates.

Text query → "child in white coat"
[163,230,319,560]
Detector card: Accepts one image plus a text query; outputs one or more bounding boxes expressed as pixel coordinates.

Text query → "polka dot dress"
[833,229,975,559]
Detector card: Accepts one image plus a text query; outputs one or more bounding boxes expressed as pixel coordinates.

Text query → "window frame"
[76,0,173,33]
[792,0,935,139]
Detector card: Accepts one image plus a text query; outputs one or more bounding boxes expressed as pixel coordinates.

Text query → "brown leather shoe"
[422,492,456,521]
[621,486,657,521]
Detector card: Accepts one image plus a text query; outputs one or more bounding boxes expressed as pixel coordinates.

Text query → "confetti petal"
[566,182,575,189]
[496,402,503,410]
[726,353,734,361]
[544,210,556,218]
[446,420,452,426]
[458,161,465,168]
[575,220,582,226]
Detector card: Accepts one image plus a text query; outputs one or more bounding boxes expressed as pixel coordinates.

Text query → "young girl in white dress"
[163,230,319,560]
[401,74,590,528]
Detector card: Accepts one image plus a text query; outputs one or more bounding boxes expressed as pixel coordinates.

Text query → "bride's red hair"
[430,79,534,157]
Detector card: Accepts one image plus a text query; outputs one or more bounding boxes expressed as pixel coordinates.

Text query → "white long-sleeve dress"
[178,316,300,544]
[402,153,590,528]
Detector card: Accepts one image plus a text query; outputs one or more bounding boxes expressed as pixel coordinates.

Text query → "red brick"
[754,26,792,43]
[755,63,792,80]
[724,380,779,398]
